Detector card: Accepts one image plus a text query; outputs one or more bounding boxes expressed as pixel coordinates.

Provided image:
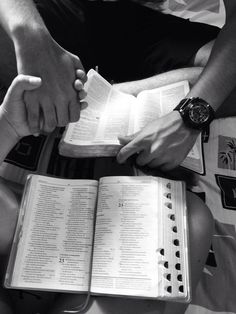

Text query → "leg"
[135,10,219,78]
[186,191,214,289]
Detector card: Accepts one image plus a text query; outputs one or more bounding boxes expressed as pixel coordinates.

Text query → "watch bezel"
[174,97,215,130]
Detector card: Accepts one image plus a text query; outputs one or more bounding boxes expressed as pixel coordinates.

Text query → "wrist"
[0,109,21,144]
[12,22,50,51]
[172,110,201,137]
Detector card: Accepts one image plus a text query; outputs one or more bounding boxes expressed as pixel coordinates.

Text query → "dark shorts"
[35,0,220,82]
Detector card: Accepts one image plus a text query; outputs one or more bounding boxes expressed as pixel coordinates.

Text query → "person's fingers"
[72,56,87,83]
[69,101,80,123]
[74,79,84,91]
[118,132,139,145]
[25,99,40,134]
[76,69,87,82]
[147,158,178,171]
[135,150,154,166]
[80,101,88,111]
[33,117,44,137]
[159,163,175,172]
[41,101,57,133]
[7,75,41,100]
[55,99,70,127]
[147,159,167,169]
[117,139,141,164]
[78,89,87,100]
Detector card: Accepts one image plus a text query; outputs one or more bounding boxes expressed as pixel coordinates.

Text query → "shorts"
[35,0,220,82]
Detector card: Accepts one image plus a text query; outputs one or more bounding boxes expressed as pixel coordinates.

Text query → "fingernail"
[80,102,88,110]
[29,77,41,84]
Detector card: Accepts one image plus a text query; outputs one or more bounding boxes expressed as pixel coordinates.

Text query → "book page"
[91,176,190,301]
[90,176,159,298]
[134,81,189,130]
[96,89,136,141]
[63,70,136,146]
[9,175,98,292]
[134,81,203,173]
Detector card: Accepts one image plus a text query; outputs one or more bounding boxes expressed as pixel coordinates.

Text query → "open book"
[5,174,190,302]
[59,69,204,174]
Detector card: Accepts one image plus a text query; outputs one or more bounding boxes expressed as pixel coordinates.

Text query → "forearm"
[0,0,50,61]
[0,0,47,37]
[187,1,236,112]
[114,67,203,96]
[0,110,19,165]
[215,87,236,118]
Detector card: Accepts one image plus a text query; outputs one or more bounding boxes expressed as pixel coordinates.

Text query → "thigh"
[137,10,220,77]
[91,2,220,81]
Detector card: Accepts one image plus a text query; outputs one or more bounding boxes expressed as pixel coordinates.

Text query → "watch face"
[188,103,209,124]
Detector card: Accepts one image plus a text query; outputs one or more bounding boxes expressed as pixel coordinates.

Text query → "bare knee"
[186,191,214,290]
[187,192,214,240]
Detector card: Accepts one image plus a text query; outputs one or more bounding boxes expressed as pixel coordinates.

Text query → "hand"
[1,74,42,138]
[116,111,200,171]
[1,71,87,138]
[15,32,87,133]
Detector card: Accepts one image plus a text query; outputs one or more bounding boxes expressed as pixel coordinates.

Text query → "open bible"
[59,69,204,174]
[5,174,191,302]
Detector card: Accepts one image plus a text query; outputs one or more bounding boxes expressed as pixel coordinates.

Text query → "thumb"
[7,75,42,100]
[118,132,139,145]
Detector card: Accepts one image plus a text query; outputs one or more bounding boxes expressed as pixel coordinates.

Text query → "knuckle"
[43,125,55,133]
[57,117,69,127]
[73,54,82,64]
[79,90,87,100]
[16,74,25,82]
[117,152,124,162]
[47,118,57,130]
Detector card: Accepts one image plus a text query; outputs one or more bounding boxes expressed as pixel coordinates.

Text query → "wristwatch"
[173,97,215,130]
